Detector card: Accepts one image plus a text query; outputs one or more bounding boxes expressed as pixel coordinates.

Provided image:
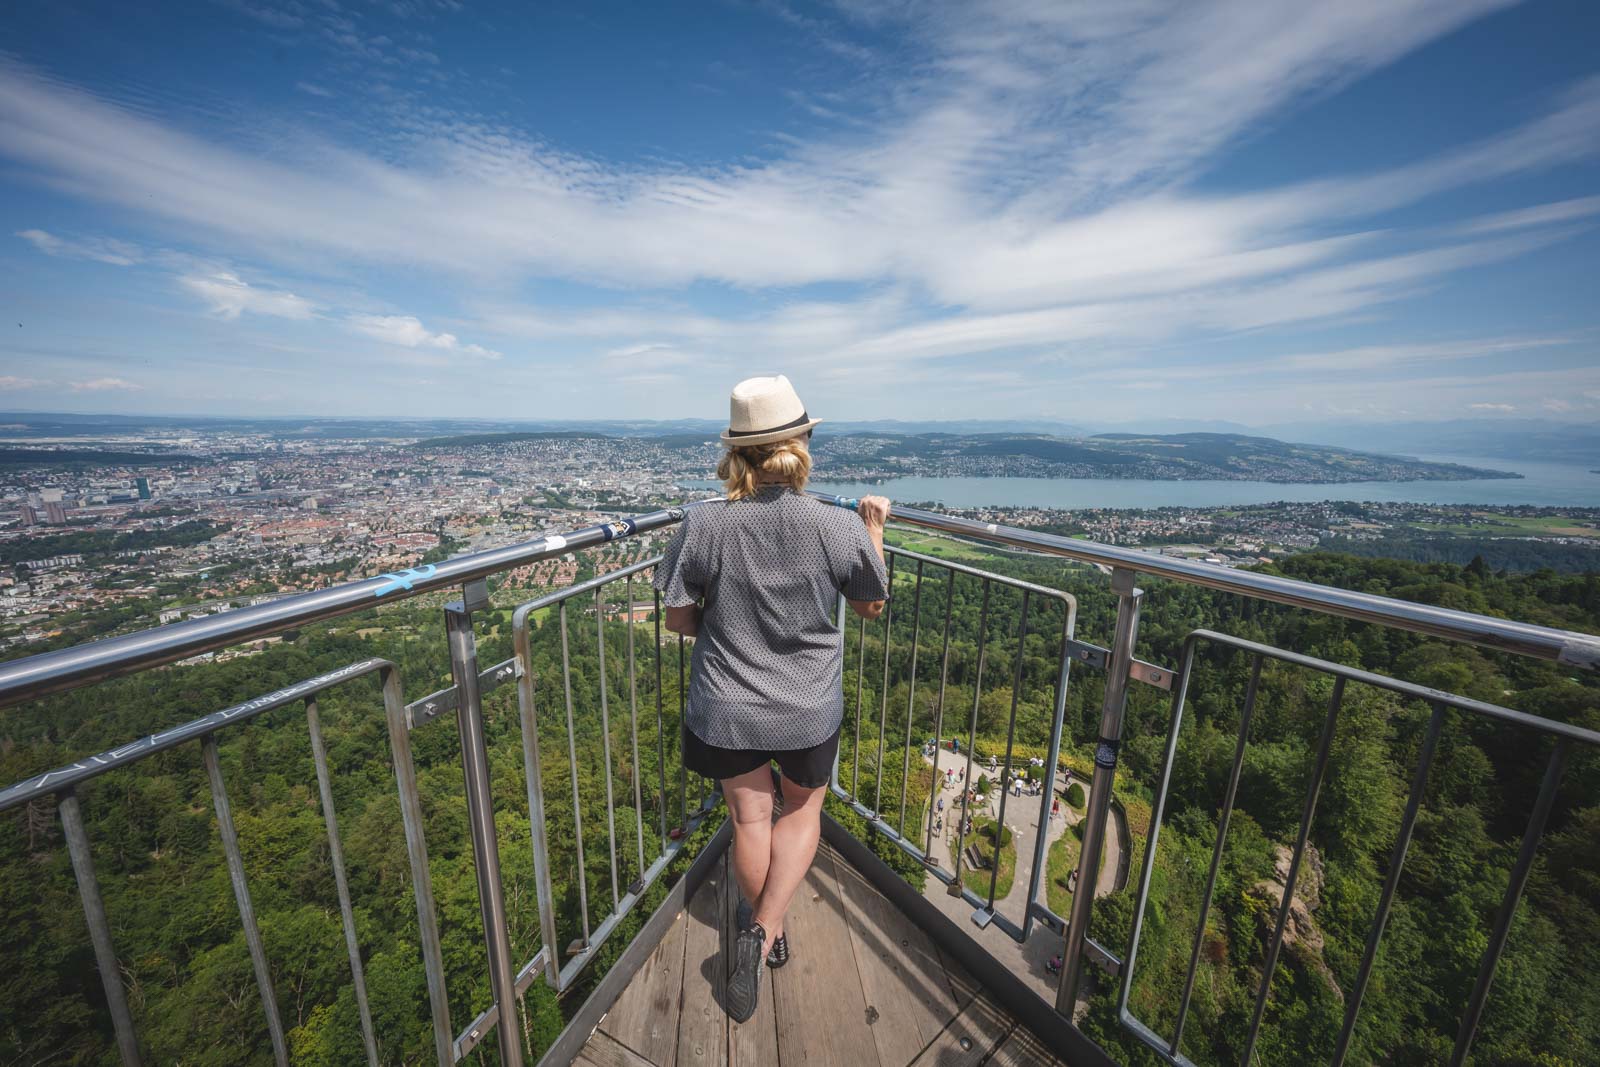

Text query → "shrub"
[1066,782,1085,808]
[988,823,1013,848]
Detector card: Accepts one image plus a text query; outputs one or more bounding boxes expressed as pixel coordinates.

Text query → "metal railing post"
[58,790,142,1066]
[444,596,523,1066]
[1023,603,1076,939]
[1057,566,1141,1012]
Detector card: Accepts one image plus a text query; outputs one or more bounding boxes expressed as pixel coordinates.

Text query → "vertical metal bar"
[558,601,591,944]
[626,576,647,887]
[1118,639,1197,1020]
[444,602,523,1067]
[200,733,289,1067]
[58,789,142,1066]
[1450,737,1572,1067]
[677,633,688,828]
[925,569,957,858]
[594,589,620,911]
[1331,700,1445,1067]
[852,610,867,800]
[379,665,454,1066]
[1241,676,1346,1067]
[1023,597,1076,939]
[897,558,926,837]
[305,695,380,1067]
[986,588,1030,909]
[832,590,849,791]
[512,612,562,988]
[1170,654,1263,1057]
[1058,566,1142,1011]
[949,580,991,896]
[874,551,897,816]
[654,587,668,851]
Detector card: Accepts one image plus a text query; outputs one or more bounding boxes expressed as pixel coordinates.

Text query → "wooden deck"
[571,839,1070,1067]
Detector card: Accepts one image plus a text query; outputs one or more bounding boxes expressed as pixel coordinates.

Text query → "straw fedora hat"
[720,374,823,447]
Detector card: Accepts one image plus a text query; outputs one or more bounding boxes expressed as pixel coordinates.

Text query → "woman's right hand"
[856,495,890,530]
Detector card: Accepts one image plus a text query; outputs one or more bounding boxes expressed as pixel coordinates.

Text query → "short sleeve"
[838,520,889,602]
[652,517,705,607]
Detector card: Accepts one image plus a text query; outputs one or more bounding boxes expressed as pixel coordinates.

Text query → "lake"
[688,454,1600,510]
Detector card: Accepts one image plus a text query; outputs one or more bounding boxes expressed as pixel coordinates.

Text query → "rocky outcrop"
[1247,842,1341,1000]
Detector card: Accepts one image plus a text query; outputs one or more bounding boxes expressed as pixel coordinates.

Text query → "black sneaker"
[737,898,789,968]
[727,920,766,1023]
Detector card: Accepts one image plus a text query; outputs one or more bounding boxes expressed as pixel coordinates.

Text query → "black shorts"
[682,722,842,789]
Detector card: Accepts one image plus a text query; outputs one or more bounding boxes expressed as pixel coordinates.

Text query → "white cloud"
[1454,195,1600,235]
[16,228,142,265]
[1470,402,1516,411]
[349,314,500,359]
[179,271,316,320]
[295,81,335,98]
[69,377,142,391]
[0,375,50,389]
[0,3,1595,416]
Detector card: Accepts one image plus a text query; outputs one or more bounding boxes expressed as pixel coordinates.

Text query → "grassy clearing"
[1404,512,1600,538]
[886,530,1004,562]
[1046,827,1083,917]
[959,815,1016,900]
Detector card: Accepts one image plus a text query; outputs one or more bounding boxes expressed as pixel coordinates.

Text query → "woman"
[653,374,890,1024]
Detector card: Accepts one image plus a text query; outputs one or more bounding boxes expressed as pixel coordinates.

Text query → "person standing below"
[655,374,891,1024]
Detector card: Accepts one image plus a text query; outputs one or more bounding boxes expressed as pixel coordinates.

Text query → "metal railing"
[0,507,708,1066]
[825,543,1086,945]
[2,493,1598,1066]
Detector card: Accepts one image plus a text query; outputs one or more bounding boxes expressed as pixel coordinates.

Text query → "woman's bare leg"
[722,766,775,911]
[752,775,825,952]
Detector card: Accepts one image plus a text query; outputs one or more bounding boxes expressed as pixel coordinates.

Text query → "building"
[136,477,151,500]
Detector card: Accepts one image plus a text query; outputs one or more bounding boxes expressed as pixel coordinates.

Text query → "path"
[894,744,1128,999]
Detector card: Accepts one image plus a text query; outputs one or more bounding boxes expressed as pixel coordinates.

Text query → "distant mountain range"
[1,411,1590,470]
[402,428,1517,484]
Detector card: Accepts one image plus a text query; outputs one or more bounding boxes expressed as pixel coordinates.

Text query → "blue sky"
[1,0,1597,425]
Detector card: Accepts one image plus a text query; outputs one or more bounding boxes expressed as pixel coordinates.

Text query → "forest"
[0,532,1596,1065]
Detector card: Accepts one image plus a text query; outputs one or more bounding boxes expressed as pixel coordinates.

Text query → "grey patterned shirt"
[653,486,890,750]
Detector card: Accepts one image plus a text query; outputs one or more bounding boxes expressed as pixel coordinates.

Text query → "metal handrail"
[2,495,1593,717]
[807,493,1600,670]
[0,504,705,709]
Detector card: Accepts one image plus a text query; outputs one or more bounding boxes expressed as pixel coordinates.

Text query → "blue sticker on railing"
[1095,739,1119,768]
[600,518,636,542]
[373,564,437,597]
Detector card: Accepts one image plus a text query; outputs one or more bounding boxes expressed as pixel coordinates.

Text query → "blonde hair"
[718,435,812,501]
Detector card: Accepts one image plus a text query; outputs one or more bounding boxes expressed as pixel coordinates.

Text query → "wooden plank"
[935,939,983,1011]
[832,847,963,1065]
[575,1029,661,1067]
[599,901,689,1067]
[984,1025,1066,1067]
[907,994,1015,1067]
[725,851,778,1065]
[678,854,729,1067]
[769,848,882,1066]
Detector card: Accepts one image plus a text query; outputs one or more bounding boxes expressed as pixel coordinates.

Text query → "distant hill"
[393,427,1519,483]
[806,431,1518,483]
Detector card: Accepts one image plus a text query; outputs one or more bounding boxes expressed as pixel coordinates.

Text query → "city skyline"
[3,1,1599,424]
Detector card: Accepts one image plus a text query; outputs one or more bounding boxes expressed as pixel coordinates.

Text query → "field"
[1403,511,1600,537]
